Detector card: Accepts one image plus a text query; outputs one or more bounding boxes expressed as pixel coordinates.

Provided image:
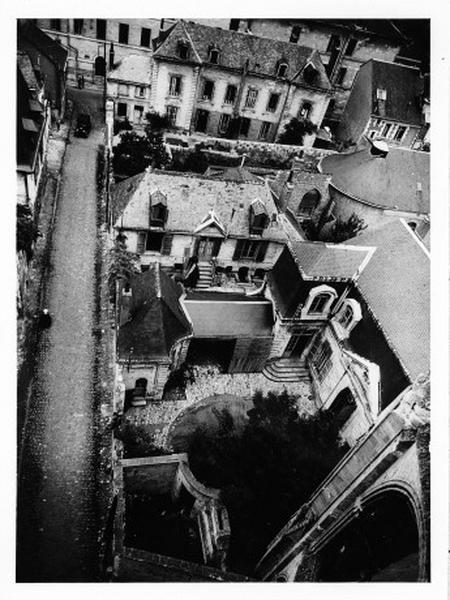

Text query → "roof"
[112,170,287,242]
[345,219,429,380]
[108,54,152,84]
[203,165,261,183]
[310,19,406,43]
[290,240,373,280]
[118,264,191,361]
[321,145,429,214]
[153,20,331,90]
[270,168,331,213]
[16,66,44,172]
[18,20,67,68]
[182,293,273,337]
[368,60,424,125]
[17,50,40,90]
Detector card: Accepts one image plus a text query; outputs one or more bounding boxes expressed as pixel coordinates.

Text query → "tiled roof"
[290,240,372,280]
[118,263,191,361]
[345,219,429,380]
[183,294,273,337]
[270,169,331,214]
[154,20,331,89]
[203,165,261,183]
[108,54,152,84]
[369,60,424,125]
[321,145,429,214]
[18,20,67,68]
[112,170,287,242]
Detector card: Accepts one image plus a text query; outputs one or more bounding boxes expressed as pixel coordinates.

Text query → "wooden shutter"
[136,232,146,254]
[232,239,245,260]
[255,241,268,262]
[161,234,173,256]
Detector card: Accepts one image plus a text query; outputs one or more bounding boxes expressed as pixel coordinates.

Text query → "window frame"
[209,48,220,64]
[224,84,237,105]
[218,113,231,134]
[166,105,179,126]
[311,339,333,382]
[336,67,347,86]
[117,102,127,117]
[135,86,146,98]
[118,22,129,45]
[96,19,107,41]
[258,121,271,141]
[245,87,259,109]
[73,19,84,35]
[267,92,280,113]
[393,125,407,142]
[277,62,288,78]
[140,27,151,47]
[168,75,182,97]
[235,240,267,261]
[299,101,313,119]
[290,25,301,43]
[239,117,251,137]
[201,79,215,101]
[177,41,190,60]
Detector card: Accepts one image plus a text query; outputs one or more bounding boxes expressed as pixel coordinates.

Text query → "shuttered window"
[161,234,173,255]
[233,240,268,261]
[136,232,146,254]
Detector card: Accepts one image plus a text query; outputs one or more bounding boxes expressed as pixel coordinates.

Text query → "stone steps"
[262,358,310,383]
[196,262,213,289]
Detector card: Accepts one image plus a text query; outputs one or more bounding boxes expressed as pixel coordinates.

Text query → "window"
[277,62,288,78]
[345,38,357,56]
[135,86,145,98]
[195,109,209,133]
[326,34,341,53]
[368,130,377,139]
[96,19,107,40]
[376,88,387,100]
[201,79,215,101]
[94,56,106,77]
[133,105,144,124]
[325,98,336,115]
[166,105,178,126]
[327,389,356,427]
[298,189,321,216]
[208,47,220,64]
[150,203,167,227]
[169,75,182,97]
[381,122,392,137]
[267,93,280,113]
[229,19,240,31]
[299,101,312,119]
[338,305,353,329]
[394,125,407,141]
[50,19,61,31]
[177,41,190,60]
[117,103,127,117]
[145,231,165,252]
[303,64,319,86]
[118,83,129,96]
[233,239,268,261]
[309,293,332,314]
[259,121,271,141]
[119,23,129,44]
[224,84,237,105]
[290,25,301,43]
[218,113,231,134]
[311,340,333,382]
[239,117,251,137]
[74,19,83,35]
[140,27,151,47]
[245,88,259,109]
[336,67,347,85]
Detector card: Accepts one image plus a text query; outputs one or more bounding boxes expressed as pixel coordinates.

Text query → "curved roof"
[321,146,429,214]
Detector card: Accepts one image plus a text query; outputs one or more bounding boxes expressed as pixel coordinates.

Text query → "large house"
[336,59,429,149]
[149,20,332,146]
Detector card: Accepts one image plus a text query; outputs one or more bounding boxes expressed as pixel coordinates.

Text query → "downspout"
[274,80,292,141]
[188,63,203,135]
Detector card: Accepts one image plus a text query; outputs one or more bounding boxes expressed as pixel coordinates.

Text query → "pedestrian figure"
[37,308,52,329]
[80,75,85,89]
[56,117,61,131]
[77,75,83,89]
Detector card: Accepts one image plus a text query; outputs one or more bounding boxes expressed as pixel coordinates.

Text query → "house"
[336,59,429,149]
[107,54,152,127]
[18,20,68,117]
[34,18,175,89]
[112,169,288,286]
[320,140,430,238]
[150,20,332,146]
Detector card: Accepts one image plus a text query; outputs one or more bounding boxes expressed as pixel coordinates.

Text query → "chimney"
[109,43,115,69]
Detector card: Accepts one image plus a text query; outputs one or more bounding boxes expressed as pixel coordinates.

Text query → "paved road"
[17,90,105,582]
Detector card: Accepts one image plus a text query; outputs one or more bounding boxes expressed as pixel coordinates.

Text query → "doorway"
[195,109,209,133]
[196,237,221,261]
[284,332,314,358]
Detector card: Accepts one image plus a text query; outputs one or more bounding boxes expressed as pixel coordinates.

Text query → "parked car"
[74,114,92,138]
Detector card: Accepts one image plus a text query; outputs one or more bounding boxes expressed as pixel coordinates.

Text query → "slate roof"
[321,146,429,214]
[153,20,331,90]
[270,169,331,213]
[290,241,373,280]
[368,60,424,125]
[345,219,429,380]
[183,294,273,337]
[203,165,261,183]
[18,20,67,68]
[108,54,152,84]
[16,66,44,172]
[112,170,287,242]
[118,263,192,361]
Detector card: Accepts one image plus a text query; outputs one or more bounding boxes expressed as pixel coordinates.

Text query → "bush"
[112,129,171,178]
[108,235,140,300]
[115,421,170,458]
[17,204,38,261]
[278,117,318,146]
[322,212,367,243]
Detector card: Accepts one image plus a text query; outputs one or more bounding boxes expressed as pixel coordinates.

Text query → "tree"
[322,212,367,243]
[278,117,318,146]
[187,390,348,575]
[112,127,170,178]
[108,234,140,300]
[16,204,38,261]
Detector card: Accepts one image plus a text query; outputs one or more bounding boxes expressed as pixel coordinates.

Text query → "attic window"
[149,190,168,227]
[249,199,269,235]
[290,25,301,43]
[376,88,387,100]
[335,299,362,335]
[303,64,319,86]
[304,284,337,318]
[298,189,321,216]
[276,62,289,78]
[177,41,190,60]
[208,47,220,64]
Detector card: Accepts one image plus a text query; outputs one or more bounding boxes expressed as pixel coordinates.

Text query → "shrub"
[278,117,318,146]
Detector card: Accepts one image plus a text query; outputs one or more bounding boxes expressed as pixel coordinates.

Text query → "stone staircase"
[262,357,310,383]
[196,261,213,289]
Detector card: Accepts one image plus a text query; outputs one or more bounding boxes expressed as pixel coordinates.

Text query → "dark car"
[74,113,92,138]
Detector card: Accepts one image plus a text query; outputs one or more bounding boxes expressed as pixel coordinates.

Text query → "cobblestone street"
[17,90,107,582]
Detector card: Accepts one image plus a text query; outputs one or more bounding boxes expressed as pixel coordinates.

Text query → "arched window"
[327,388,357,428]
[94,55,106,77]
[208,46,220,64]
[177,41,190,59]
[303,284,337,318]
[338,304,353,329]
[298,188,321,216]
[276,61,289,78]
[334,299,362,335]
[303,63,319,86]
[149,189,168,227]
[249,199,269,235]
[309,293,332,314]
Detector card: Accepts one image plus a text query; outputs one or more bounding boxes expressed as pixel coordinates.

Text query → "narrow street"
[17,89,106,582]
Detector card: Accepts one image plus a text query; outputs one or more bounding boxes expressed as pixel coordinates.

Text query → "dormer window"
[303,63,319,86]
[276,61,289,78]
[334,299,362,336]
[177,41,190,60]
[149,189,168,227]
[299,101,313,119]
[208,46,220,64]
[303,284,337,318]
[310,293,332,314]
[249,199,269,235]
[298,188,321,217]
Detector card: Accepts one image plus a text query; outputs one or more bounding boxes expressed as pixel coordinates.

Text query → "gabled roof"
[118,263,192,361]
[321,145,429,214]
[108,54,152,84]
[204,165,261,183]
[153,20,331,90]
[18,20,67,69]
[345,219,429,380]
[112,170,286,242]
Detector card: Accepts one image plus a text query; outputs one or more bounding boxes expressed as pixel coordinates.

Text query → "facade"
[320,140,430,239]
[150,20,332,147]
[336,59,429,149]
[106,54,152,126]
[112,169,288,284]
